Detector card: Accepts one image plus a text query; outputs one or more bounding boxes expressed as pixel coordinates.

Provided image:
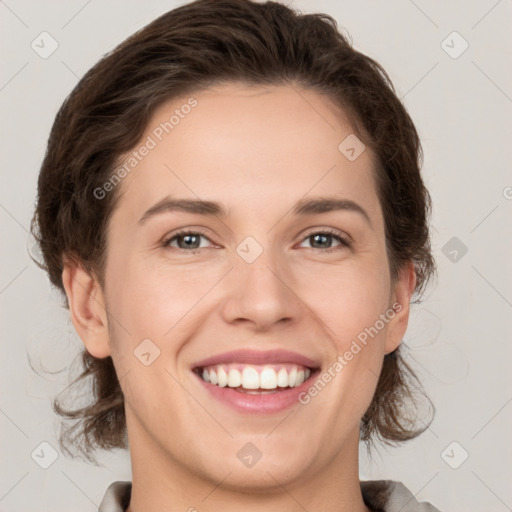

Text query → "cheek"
[304,259,391,340]
[304,260,390,401]
[106,254,223,342]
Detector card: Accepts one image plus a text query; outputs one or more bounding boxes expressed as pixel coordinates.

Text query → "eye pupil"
[311,233,331,248]
[180,234,200,248]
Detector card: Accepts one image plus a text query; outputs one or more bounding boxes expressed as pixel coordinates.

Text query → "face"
[66,82,415,492]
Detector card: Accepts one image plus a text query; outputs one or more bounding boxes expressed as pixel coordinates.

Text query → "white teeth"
[277,367,288,387]
[217,366,228,387]
[239,389,277,395]
[199,364,313,390]
[227,368,241,387]
[241,367,260,389]
[288,366,297,387]
[260,367,277,389]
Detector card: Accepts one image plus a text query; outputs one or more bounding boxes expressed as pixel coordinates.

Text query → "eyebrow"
[138,195,372,227]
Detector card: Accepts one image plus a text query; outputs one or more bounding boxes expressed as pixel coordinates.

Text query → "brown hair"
[31,0,436,463]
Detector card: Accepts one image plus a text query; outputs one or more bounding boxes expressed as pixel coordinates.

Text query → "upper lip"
[192,349,321,369]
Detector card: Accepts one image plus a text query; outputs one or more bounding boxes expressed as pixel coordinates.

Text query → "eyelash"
[161,228,351,254]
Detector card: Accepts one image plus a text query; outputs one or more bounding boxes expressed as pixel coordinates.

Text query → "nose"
[220,249,303,332]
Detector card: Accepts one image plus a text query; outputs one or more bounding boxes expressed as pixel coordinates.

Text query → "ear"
[384,261,417,355]
[62,259,111,359]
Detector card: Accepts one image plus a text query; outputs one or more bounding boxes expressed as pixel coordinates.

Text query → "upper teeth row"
[201,365,311,390]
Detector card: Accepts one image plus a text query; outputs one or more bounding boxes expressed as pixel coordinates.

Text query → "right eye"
[162,229,215,253]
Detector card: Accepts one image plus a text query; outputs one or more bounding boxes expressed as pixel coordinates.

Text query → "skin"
[62,82,416,512]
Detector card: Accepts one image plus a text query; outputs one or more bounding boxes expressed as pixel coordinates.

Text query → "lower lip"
[194,370,318,414]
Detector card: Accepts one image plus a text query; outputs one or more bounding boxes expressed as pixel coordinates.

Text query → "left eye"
[163,229,350,254]
[298,230,350,252]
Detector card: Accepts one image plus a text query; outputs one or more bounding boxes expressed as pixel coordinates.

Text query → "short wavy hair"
[31,0,437,463]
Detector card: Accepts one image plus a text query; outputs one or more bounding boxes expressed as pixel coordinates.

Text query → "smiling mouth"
[193,363,318,393]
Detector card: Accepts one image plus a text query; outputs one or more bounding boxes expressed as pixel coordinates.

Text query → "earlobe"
[384,262,417,355]
[61,260,111,359]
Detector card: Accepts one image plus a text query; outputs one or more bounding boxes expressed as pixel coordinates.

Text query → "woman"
[31,0,440,510]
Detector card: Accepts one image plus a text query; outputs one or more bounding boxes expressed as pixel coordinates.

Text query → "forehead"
[111,82,382,227]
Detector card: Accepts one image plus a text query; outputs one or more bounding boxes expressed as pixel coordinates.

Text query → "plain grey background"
[1,1,511,511]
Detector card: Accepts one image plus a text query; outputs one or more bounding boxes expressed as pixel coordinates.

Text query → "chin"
[212,465,306,494]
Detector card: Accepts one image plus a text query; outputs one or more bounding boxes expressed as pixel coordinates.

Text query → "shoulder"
[98,481,132,512]
[360,479,442,512]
